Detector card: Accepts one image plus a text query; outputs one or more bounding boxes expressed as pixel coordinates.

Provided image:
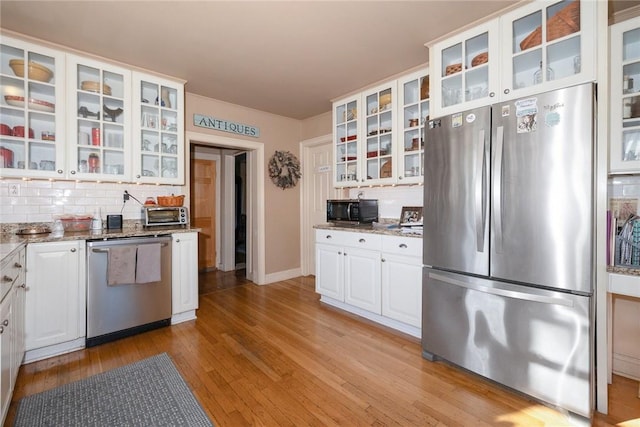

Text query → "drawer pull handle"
[1,276,12,283]
[326,235,332,239]
[14,262,22,269]
[399,243,408,248]
[359,238,366,243]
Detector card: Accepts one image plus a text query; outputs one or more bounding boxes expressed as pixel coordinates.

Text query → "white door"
[301,135,335,276]
[344,247,381,313]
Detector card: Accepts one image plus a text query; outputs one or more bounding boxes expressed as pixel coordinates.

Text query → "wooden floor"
[5,271,640,426]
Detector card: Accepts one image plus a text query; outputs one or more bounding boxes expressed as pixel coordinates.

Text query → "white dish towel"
[136,243,162,284]
[107,246,137,286]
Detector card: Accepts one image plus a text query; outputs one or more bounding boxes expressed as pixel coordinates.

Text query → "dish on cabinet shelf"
[8,59,53,82]
[445,63,463,76]
[4,95,55,112]
[339,135,357,142]
[471,52,488,67]
[81,80,112,95]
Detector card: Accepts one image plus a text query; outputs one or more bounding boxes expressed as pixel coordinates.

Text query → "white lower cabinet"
[171,232,199,324]
[25,240,85,362]
[315,229,422,336]
[0,246,26,425]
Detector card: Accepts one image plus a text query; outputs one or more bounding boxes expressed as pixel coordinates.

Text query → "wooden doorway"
[191,158,216,270]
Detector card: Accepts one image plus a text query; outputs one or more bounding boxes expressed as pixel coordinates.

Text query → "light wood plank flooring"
[5,271,639,426]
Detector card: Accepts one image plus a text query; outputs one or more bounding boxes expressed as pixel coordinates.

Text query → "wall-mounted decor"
[193,114,260,138]
[268,150,301,190]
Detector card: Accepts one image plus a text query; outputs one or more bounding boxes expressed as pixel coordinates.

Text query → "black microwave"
[326,199,378,224]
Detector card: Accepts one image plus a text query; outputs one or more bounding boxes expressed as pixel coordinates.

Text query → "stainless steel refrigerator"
[422,83,594,418]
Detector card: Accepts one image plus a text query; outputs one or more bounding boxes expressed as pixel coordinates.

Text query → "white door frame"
[187,131,266,285]
[300,133,332,276]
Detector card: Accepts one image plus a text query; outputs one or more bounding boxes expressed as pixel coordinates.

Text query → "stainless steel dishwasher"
[86,235,172,347]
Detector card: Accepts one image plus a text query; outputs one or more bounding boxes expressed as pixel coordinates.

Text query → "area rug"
[13,353,213,426]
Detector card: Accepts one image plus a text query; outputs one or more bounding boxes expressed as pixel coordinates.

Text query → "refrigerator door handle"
[429,272,575,307]
[493,126,504,253]
[475,129,486,252]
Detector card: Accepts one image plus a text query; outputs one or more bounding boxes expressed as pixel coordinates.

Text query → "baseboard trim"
[263,268,302,285]
[24,337,85,364]
[319,296,421,339]
[171,310,197,325]
[612,352,640,381]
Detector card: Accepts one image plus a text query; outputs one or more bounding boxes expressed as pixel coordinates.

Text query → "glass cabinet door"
[67,55,130,181]
[363,83,395,184]
[610,17,640,173]
[503,0,595,98]
[132,72,184,185]
[397,69,429,184]
[333,95,359,186]
[430,20,498,118]
[0,37,65,178]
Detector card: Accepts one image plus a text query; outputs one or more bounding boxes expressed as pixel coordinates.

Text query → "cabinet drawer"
[316,229,350,246]
[342,232,381,251]
[382,235,422,257]
[1,251,23,301]
[609,273,640,298]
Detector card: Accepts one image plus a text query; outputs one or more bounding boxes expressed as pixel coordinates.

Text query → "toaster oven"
[143,206,189,227]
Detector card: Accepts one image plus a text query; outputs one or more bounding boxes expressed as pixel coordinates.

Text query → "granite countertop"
[0,224,200,263]
[314,222,423,238]
[607,265,640,276]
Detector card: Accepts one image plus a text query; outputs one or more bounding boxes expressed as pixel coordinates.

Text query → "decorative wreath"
[268,150,301,190]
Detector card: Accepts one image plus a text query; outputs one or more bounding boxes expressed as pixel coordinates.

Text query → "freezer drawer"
[422,268,592,417]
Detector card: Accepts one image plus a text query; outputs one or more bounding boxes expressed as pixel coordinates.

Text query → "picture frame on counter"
[400,206,423,227]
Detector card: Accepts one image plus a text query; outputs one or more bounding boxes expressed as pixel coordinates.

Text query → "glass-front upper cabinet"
[66,55,131,181]
[132,72,185,185]
[397,69,429,184]
[362,82,396,184]
[610,17,640,173]
[500,0,596,99]
[0,36,65,178]
[333,94,360,186]
[429,20,500,118]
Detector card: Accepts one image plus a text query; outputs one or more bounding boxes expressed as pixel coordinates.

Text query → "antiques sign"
[194,114,260,138]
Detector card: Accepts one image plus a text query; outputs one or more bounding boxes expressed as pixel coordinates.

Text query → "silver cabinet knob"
[489,92,496,97]
[136,174,141,178]
[70,170,76,175]
[503,89,510,95]
[359,238,366,243]
[70,248,76,253]
[175,239,180,243]
[381,258,386,262]
[326,235,332,239]
[57,169,63,174]
[399,243,407,248]
[2,319,8,327]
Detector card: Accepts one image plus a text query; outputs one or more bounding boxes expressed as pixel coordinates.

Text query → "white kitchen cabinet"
[0,246,26,425]
[609,16,640,173]
[344,245,382,314]
[315,229,381,312]
[25,240,85,358]
[66,54,131,181]
[315,242,345,301]
[315,229,422,335]
[397,68,429,184]
[429,0,596,118]
[0,36,66,179]
[333,93,360,187]
[171,232,199,324]
[429,19,500,118]
[381,236,422,328]
[0,295,11,424]
[132,72,185,185]
[333,82,397,187]
[361,82,396,185]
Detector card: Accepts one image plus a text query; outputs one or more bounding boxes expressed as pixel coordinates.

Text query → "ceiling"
[0,1,637,120]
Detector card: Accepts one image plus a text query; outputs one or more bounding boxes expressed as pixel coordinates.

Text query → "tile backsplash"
[348,185,423,220]
[0,178,181,224]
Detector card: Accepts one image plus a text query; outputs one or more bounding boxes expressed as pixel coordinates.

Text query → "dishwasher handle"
[91,242,169,253]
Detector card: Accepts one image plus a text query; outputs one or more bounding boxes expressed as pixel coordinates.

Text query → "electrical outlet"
[123,191,129,202]
[8,184,20,196]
